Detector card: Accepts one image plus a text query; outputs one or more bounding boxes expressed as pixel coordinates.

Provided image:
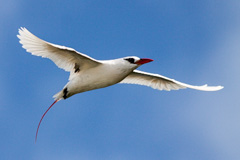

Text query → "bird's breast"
[68,64,132,94]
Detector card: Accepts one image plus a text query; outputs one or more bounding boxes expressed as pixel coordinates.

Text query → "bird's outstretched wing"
[17,28,101,75]
[120,70,223,91]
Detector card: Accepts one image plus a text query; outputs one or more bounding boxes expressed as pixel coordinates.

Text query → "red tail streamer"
[35,99,59,143]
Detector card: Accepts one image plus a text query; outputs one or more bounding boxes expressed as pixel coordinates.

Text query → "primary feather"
[17,27,101,79]
[120,70,223,91]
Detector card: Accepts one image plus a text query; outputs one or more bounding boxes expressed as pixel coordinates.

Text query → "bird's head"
[123,56,153,67]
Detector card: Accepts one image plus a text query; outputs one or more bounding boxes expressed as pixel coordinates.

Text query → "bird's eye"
[124,58,135,64]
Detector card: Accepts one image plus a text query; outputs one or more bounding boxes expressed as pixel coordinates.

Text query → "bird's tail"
[53,87,70,100]
[53,90,63,100]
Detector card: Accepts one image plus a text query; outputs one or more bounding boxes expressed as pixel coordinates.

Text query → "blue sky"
[1,0,239,159]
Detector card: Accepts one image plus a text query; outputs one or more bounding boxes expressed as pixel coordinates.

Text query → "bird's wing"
[17,27,101,74]
[120,70,223,91]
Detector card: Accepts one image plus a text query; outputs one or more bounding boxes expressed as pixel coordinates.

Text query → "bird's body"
[17,27,223,142]
[55,58,138,99]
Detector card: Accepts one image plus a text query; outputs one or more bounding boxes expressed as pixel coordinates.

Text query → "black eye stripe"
[124,58,135,64]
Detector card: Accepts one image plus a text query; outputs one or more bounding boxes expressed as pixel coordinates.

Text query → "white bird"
[17,27,223,142]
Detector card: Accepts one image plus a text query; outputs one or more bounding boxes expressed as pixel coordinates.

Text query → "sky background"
[1,0,239,160]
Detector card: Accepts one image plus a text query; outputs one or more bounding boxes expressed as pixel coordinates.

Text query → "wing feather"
[120,70,223,91]
[17,27,101,73]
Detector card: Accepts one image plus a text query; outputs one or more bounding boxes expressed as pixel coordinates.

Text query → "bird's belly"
[69,69,129,94]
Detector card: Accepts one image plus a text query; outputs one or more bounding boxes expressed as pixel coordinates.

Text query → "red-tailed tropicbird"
[17,27,223,142]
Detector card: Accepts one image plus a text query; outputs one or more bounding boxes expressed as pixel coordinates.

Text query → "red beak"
[135,58,154,65]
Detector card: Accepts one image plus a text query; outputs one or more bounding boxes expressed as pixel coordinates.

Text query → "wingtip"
[18,27,24,33]
[207,85,224,91]
[17,27,29,36]
[217,85,224,90]
[19,27,26,31]
[17,27,26,39]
